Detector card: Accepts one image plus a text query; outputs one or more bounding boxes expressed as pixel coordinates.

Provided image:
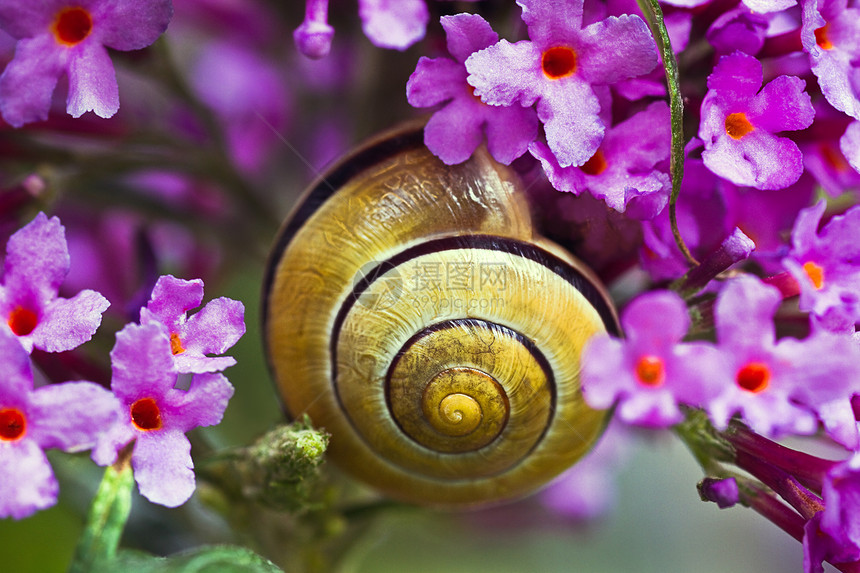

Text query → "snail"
[262,121,620,507]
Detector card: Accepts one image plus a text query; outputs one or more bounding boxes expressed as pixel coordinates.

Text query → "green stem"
[635,0,697,266]
[68,449,134,573]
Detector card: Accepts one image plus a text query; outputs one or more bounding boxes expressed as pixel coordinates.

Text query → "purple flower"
[706,276,860,438]
[801,0,860,119]
[840,119,860,173]
[699,477,740,508]
[707,276,815,435]
[782,201,860,327]
[294,0,430,58]
[0,0,173,127]
[819,455,860,559]
[358,0,428,51]
[465,0,657,168]
[706,6,769,55]
[581,290,722,427]
[0,212,109,353]
[406,13,538,165]
[293,0,334,59]
[699,51,815,190]
[94,322,233,507]
[0,329,120,519]
[529,101,671,218]
[804,454,860,573]
[139,275,244,376]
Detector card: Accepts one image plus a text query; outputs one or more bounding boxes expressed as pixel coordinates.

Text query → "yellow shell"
[263,123,619,507]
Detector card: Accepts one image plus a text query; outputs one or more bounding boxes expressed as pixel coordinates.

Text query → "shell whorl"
[263,123,618,507]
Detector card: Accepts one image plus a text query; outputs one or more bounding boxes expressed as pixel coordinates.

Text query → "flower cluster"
[5,0,860,570]
[0,213,244,517]
[403,0,860,568]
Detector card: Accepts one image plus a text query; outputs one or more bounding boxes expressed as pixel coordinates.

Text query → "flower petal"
[110,322,177,402]
[484,103,539,164]
[623,290,690,348]
[578,15,657,85]
[173,354,236,374]
[181,297,245,355]
[33,290,109,352]
[441,13,498,63]
[840,120,860,172]
[168,372,234,431]
[406,56,466,108]
[466,40,544,107]
[0,329,34,401]
[702,124,804,189]
[358,0,427,50]
[28,381,121,452]
[93,0,173,51]
[538,79,604,167]
[66,42,119,119]
[749,75,815,133]
[0,1,64,38]
[2,212,68,303]
[519,0,584,46]
[140,275,204,330]
[132,430,195,507]
[422,96,485,165]
[0,439,58,519]
[706,51,763,103]
[714,275,780,349]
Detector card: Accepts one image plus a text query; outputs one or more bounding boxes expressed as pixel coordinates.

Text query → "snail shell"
[262,122,619,507]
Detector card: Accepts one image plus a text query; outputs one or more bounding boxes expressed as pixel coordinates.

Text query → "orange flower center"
[803,261,824,290]
[815,24,834,50]
[820,144,850,172]
[736,362,770,393]
[53,7,93,46]
[130,398,163,431]
[170,332,186,355]
[725,112,755,140]
[541,46,577,79]
[8,306,38,336]
[0,408,26,441]
[635,355,665,387]
[581,149,608,175]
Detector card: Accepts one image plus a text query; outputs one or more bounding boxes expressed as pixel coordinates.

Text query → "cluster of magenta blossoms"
[401,0,860,570]
[0,213,245,517]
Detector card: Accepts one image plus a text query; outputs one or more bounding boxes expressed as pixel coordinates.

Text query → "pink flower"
[0,0,173,126]
[0,212,109,353]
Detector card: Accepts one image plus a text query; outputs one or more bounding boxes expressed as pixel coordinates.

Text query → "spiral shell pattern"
[263,123,618,507]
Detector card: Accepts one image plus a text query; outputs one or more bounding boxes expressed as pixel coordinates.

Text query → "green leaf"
[93,546,283,573]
